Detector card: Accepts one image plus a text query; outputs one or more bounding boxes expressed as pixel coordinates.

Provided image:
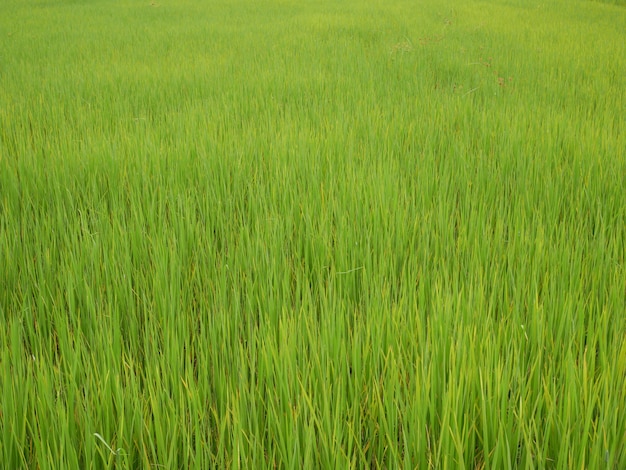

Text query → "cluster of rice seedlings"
[1,0,625,467]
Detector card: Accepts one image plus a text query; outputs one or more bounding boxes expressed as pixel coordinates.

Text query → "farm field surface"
[1,0,625,468]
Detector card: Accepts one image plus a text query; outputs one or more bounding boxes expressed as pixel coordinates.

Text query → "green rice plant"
[1,0,625,468]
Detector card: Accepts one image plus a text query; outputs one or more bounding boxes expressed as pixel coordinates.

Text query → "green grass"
[1,0,625,468]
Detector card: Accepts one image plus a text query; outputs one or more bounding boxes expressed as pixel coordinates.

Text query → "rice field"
[1,0,625,468]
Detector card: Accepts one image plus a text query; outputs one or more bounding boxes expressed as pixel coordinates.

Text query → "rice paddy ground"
[1,0,625,468]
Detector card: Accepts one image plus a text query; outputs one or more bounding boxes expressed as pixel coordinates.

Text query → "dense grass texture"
[1,0,625,468]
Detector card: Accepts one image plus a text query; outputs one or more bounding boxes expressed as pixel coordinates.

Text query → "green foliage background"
[1,0,625,468]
